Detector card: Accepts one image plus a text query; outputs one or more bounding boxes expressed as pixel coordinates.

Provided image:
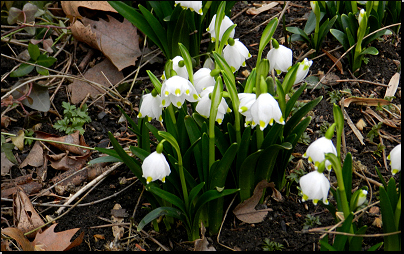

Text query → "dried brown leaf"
[70,15,141,71]
[233,180,274,223]
[385,72,400,98]
[246,2,278,15]
[32,223,84,251]
[13,187,44,238]
[61,1,117,19]
[35,130,90,156]
[1,116,11,128]
[194,222,216,251]
[111,203,125,240]
[1,227,34,251]
[321,48,344,74]
[67,58,123,104]
[47,152,90,171]
[1,152,14,176]
[20,141,44,168]
[342,97,390,107]
[11,129,25,151]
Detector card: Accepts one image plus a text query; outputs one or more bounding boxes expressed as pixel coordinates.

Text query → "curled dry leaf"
[1,152,14,176]
[67,58,124,104]
[70,15,141,71]
[194,222,216,251]
[246,2,278,15]
[1,174,42,198]
[35,130,90,156]
[111,203,125,241]
[1,227,34,251]
[61,1,117,20]
[233,180,274,224]
[342,97,390,108]
[384,72,400,98]
[13,187,44,238]
[10,129,25,151]
[47,152,91,171]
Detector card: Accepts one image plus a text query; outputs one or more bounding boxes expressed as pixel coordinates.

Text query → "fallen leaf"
[364,107,398,128]
[1,152,14,176]
[246,2,278,15]
[51,166,89,195]
[1,116,11,128]
[384,72,400,98]
[67,58,123,104]
[70,15,141,71]
[1,227,34,251]
[13,187,44,238]
[47,152,91,171]
[11,129,25,150]
[321,73,340,86]
[94,234,105,242]
[233,180,274,224]
[194,222,216,251]
[1,182,42,199]
[270,185,284,202]
[32,223,84,251]
[61,1,117,20]
[368,206,380,215]
[11,82,50,112]
[20,141,44,168]
[35,130,90,156]
[342,97,390,108]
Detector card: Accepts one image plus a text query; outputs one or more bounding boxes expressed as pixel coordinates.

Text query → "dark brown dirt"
[1,1,400,251]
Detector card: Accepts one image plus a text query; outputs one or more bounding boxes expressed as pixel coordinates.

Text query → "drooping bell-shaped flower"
[266,43,293,73]
[193,68,216,94]
[387,144,401,175]
[161,76,199,108]
[250,93,284,130]
[162,56,189,80]
[238,93,256,126]
[303,136,337,171]
[207,14,235,42]
[142,150,171,184]
[356,189,368,208]
[223,38,251,72]
[299,170,330,205]
[294,58,313,85]
[195,86,231,125]
[137,92,163,122]
[358,9,366,26]
[174,1,203,15]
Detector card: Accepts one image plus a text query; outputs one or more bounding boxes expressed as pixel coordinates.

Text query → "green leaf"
[238,150,262,201]
[28,43,40,61]
[342,153,352,202]
[35,66,48,75]
[379,186,400,251]
[218,24,237,53]
[258,18,278,61]
[129,146,150,161]
[137,206,188,232]
[10,63,35,77]
[108,132,145,185]
[146,184,187,214]
[178,43,194,82]
[171,10,189,57]
[36,54,57,68]
[367,242,384,251]
[94,146,120,159]
[212,52,235,85]
[333,213,354,250]
[11,82,50,112]
[281,63,299,94]
[236,126,252,174]
[158,131,181,157]
[193,188,239,217]
[330,29,349,50]
[285,27,310,44]
[319,236,337,251]
[359,46,378,56]
[349,225,367,251]
[88,155,122,165]
[284,96,322,137]
[188,182,205,207]
[146,70,162,94]
[209,143,239,189]
[285,83,306,118]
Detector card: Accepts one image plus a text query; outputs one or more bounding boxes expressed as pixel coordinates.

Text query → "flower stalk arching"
[332,103,344,159]
[157,132,189,210]
[209,76,223,169]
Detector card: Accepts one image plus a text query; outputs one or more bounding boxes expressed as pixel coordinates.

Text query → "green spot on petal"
[269,118,274,125]
[302,194,308,201]
[392,169,399,175]
[313,199,319,205]
[146,176,152,184]
[175,88,181,95]
[159,115,163,122]
[240,106,248,113]
[148,117,152,122]
[259,120,266,128]
[230,66,236,72]
[193,94,199,100]
[186,89,190,95]
[165,91,169,96]
[217,118,222,124]
[279,116,284,123]
[162,100,166,106]
[177,101,182,107]
[138,113,142,118]
[162,177,166,183]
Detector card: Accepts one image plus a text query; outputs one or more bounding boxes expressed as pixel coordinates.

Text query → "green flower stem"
[200,1,212,25]
[209,110,216,170]
[1,132,95,151]
[325,153,354,234]
[333,104,344,159]
[167,104,177,125]
[177,149,189,211]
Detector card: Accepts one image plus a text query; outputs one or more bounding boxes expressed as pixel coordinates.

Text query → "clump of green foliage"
[303,214,322,230]
[53,102,91,135]
[262,238,285,251]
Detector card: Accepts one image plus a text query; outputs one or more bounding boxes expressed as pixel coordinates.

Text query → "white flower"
[266,44,293,73]
[207,14,235,42]
[303,137,337,171]
[250,93,284,130]
[299,170,330,205]
[223,38,251,72]
[387,144,401,175]
[175,1,203,15]
[195,86,231,124]
[358,9,366,26]
[162,56,188,80]
[238,93,256,126]
[142,151,171,184]
[356,189,368,208]
[294,58,313,85]
[161,76,199,108]
[194,68,215,94]
[137,93,163,122]
[203,57,215,70]
[310,1,316,11]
